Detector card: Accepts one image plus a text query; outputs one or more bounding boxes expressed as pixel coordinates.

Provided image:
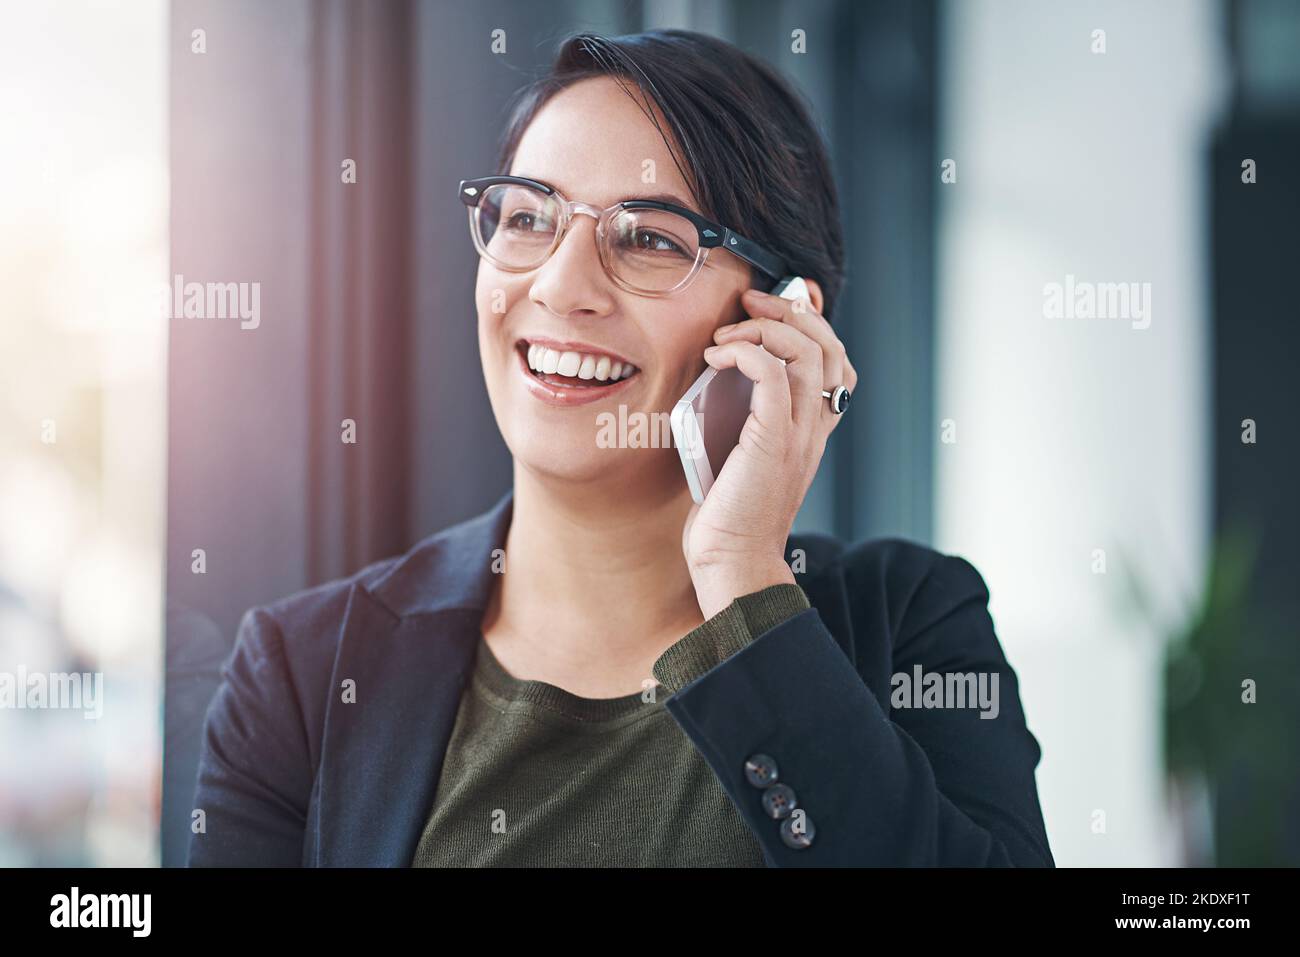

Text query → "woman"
[188,29,1054,867]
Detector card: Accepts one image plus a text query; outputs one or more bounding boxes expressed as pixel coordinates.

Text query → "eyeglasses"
[458,174,788,297]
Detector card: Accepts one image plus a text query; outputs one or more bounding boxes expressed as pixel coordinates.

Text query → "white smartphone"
[671,275,810,505]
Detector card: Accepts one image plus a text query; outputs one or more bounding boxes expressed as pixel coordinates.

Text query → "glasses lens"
[605,207,702,292]
[475,184,561,269]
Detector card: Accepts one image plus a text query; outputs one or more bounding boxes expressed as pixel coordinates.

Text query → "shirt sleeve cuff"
[652,583,811,694]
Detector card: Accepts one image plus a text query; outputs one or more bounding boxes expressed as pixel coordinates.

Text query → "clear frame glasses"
[458,174,789,297]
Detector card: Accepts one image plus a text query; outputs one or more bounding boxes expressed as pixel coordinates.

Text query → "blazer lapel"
[313,488,514,866]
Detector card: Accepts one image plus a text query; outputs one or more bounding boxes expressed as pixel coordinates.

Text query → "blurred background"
[0,0,1295,867]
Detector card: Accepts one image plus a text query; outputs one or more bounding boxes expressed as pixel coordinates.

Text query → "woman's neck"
[481,462,706,695]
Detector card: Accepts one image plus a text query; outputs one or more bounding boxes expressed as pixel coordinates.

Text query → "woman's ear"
[803,277,825,316]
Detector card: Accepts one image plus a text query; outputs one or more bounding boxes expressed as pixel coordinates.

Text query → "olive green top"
[411,582,811,867]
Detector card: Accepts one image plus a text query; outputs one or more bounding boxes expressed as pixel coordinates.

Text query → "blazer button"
[760,782,798,819]
[780,814,816,849]
[743,753,779,788]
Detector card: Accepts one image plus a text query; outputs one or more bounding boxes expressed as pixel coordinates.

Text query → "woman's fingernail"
[703,345,718,355]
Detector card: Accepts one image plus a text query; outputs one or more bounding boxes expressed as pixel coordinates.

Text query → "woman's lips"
[515,342,639,406]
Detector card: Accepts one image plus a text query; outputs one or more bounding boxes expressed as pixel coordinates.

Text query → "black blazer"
[187,487,1055,867]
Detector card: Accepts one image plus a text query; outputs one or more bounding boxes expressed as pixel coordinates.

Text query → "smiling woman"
[188,28,1054,868]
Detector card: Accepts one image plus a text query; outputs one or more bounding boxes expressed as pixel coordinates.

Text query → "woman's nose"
[527,213,615,318]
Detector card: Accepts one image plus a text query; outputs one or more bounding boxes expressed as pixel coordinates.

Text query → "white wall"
[935,0,1227,865]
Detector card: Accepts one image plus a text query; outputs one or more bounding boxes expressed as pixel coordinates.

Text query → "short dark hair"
[496,29,846,323]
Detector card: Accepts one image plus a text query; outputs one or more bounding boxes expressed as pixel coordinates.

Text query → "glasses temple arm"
[720,228,788,284]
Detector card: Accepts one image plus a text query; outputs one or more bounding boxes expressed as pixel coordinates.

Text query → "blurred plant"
[1117,522,1299,866]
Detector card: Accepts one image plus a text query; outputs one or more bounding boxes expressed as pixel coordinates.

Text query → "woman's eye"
[504,211,551,232]
[630,229,687,255]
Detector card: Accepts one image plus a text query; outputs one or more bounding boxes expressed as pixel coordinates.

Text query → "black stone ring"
[821,385,851,415]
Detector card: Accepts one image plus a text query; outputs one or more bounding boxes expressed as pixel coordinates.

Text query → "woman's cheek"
[474,277,493,326]
[474,265,511,323]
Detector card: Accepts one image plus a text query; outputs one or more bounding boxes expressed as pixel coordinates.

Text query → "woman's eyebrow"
[520,175,699,213]
[630,191,699,211]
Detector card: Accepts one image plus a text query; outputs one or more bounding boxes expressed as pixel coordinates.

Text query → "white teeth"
[556,351,581,376]
[523,342,638,381]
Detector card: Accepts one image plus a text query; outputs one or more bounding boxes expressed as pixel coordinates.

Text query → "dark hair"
[495,29,846,323]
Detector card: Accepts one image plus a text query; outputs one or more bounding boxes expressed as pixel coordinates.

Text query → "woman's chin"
[510,436,676,488]
[522,458,620,487]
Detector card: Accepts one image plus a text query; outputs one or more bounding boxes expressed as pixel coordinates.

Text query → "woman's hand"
[682,286,858,618]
